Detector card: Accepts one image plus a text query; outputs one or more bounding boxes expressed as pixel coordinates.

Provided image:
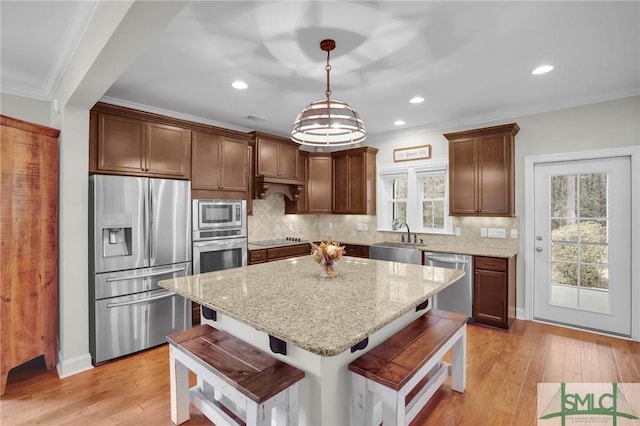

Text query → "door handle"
[105,266,187,282]
[106,291,177,308]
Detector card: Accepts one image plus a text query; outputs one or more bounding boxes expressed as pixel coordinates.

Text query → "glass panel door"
[533,157,631,336]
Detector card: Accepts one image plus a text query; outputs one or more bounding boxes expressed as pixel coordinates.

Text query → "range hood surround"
[255,175,304,201]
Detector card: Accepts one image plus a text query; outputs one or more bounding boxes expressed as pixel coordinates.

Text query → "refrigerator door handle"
[105,266,188,283]
[106,291,177,308]
[149,183,155,261]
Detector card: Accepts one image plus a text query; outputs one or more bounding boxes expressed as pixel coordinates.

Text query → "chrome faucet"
[392,219,411,243]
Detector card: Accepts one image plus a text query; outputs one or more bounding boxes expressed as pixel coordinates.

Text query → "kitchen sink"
[369,242,423,265]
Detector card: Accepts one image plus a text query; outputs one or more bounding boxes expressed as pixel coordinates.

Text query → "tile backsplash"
[247,193,518,250]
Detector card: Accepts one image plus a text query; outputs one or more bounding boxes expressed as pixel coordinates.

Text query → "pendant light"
[290,39,366,147]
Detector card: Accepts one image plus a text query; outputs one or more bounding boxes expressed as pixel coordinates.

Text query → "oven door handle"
[106,291,177,308]
[105,266,187,283]
[193,240,245,248]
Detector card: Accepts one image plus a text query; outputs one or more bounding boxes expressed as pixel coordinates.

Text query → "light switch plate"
[455,227,461,236]
[480,228,487,237]
[511,229,519,239]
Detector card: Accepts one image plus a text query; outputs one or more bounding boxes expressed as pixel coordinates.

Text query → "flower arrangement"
[310,240,345,277]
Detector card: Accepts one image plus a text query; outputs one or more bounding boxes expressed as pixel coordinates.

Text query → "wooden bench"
[348,309,467,425]
[167,325,305,426]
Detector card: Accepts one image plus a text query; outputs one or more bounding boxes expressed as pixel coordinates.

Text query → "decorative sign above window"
[393,144,431,162]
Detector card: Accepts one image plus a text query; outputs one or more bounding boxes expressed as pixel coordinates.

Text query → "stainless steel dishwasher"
[424,252,473,318]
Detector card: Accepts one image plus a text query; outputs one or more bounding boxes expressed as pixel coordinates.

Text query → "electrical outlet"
[455,227,461,236]
[487,228,506,238]
[288,223,293,231]
[363,224,368,231]
[510,229,519,239]
[480,228,487,237]
[328,222,333,229]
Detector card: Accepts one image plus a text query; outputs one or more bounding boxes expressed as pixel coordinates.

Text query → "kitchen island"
[159,255,465,425]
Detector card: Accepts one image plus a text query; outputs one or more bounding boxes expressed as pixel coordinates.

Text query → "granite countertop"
[249,237,518,259]
[158,256,464,356]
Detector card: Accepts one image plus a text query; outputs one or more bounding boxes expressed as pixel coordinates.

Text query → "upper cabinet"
[90,104,191,179]
[307,153,333,214]
[251,132,304,202]
[444,123,519,216]
[191,131,249,200]
[253,132,300,179]
[332,147,378,215]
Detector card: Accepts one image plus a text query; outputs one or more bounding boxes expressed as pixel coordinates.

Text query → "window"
[382,173,407,224]
[378,162,452,234]
[418,171,447,231]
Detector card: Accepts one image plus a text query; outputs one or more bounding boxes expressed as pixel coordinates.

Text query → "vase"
[320,258,337,278]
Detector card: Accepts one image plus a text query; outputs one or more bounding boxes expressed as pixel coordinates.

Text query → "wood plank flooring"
[2,319,639,425]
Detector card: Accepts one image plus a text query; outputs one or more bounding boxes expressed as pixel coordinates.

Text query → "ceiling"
[2,1,639,140]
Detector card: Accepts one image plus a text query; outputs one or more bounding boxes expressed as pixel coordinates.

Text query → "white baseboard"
[516,307,526,320]
[56,352,93,378]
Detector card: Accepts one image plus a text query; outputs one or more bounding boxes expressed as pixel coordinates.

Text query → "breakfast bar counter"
[159,255,465,425]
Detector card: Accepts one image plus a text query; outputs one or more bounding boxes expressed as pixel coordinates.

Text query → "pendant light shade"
[290,39,366,147]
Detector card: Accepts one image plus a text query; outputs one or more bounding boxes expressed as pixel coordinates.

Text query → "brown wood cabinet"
[91,109,191,179]
[191,131,248,199]
[1,115,59,395]
[473,255,516,329]
[253,132,300,179]
[343,244,370,258]
[285,152,309,213]
[444,123,519,216]
[332,147,378,215]
[248,244,310,265]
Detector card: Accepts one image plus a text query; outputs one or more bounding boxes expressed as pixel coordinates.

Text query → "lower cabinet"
[473,255,516,329]
[249,244,310,265]
[343,244,369,258]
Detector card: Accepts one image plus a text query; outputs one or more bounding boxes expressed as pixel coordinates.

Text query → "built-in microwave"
[193,199,246,233]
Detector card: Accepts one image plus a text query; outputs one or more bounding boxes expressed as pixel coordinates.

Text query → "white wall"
[368,95,640,313]
[0,93,51,126]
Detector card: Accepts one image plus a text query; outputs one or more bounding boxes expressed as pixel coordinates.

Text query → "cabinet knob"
[536,247,543,252]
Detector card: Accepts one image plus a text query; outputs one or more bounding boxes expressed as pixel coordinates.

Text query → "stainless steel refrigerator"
[89,175,191,364]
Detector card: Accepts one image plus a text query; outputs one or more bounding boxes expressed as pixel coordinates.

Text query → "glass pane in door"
[549,173,609,313]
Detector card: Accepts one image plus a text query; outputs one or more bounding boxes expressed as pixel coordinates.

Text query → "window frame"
[377,160,453,235]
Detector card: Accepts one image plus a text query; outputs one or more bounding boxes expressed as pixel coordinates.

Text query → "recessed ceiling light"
[409,96,424,104]
[394,120,406,126]
[531,65,554,75]
[232,80,248,89]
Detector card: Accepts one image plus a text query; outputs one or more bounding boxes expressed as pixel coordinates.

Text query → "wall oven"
[192,200,247,275]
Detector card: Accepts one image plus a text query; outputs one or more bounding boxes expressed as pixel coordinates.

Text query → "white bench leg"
[169,347,191,425]
[450,324,467,393]
[246,399,269,426]
[379,385,405,426]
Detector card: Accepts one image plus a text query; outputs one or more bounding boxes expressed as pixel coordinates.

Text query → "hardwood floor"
[2,320,639,425]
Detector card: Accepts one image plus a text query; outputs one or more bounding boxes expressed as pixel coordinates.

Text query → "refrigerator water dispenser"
[102,227,132,258]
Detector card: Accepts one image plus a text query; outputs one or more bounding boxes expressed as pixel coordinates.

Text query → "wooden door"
[256,138,279,177]
[348,152,365,213]
[219,136,247,191]
[1,116,59,395]
[145,122,191,178]
[278,143,299,178]
[474,268,507,327]
[308,154,332,213]
[97,113,146,174]
[332,154,350,213]
[191,131,220,190]
[477,134,512,215]
[448,137,477,215]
